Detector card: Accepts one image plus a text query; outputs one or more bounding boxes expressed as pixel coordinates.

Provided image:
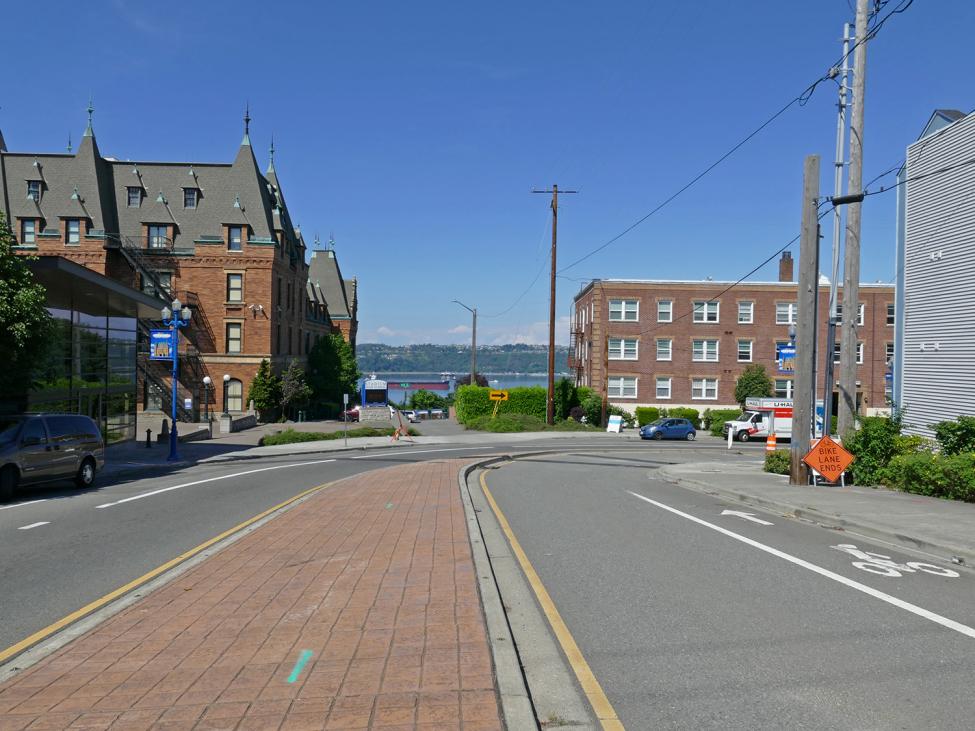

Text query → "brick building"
[1,107,357,428]
[570,253,894,416]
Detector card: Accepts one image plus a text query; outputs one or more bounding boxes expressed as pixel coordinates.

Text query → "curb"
[658,465,975,566]
[458,458,539,730]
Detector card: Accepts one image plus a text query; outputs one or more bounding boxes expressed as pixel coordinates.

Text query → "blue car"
[639,418,696,441]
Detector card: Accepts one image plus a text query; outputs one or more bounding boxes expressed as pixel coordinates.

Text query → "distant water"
[369,372,568,400]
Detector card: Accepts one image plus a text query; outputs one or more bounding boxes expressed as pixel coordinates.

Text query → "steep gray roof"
[308,249,351,318]
[1,127,300,248]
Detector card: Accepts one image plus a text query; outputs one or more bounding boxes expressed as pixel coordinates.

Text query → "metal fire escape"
[568,325,586,386]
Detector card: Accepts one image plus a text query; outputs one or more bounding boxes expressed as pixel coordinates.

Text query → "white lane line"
[18,522,50,530]
[95,459,337,509]
[628,490,975,640]
[0,499,48,512]
[351,447,488,459]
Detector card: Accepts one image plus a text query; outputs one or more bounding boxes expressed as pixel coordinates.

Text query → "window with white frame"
[692,339,719,362]
[608,299,639,322]
[738,301,754,324]
[836,302,865,326]
[692,300,719,323]
[656,377,672,399]
[608,376,637,398]
[656,338,672,361]
[776,302,798,325]
[885,342,894,363]
[833,341,864,364]
[657,300,672,323]
[774,379,794,399]
[608,337,638,360]
[691,377,718,400]
[737,339,752,362]
[886,303,895,326]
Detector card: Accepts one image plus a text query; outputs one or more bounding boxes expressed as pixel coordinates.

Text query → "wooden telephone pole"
[533,184,577,424]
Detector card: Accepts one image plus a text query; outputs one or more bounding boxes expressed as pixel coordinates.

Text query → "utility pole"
[823,21,853,437]
[837,0,870,438]
[452,300,477,384]
[533,184,577,424]
[791,155,820,485]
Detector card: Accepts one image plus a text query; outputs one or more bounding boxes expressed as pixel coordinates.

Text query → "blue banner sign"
[776,344,796,375]
[150,329,175,361]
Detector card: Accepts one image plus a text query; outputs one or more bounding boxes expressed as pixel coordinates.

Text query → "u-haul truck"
[722,398,794,442]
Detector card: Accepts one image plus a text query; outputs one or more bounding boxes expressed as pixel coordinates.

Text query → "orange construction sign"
[802,435,855,484]
[489,390,509,401]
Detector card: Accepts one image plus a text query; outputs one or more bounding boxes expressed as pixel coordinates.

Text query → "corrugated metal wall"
[902,113,975,437]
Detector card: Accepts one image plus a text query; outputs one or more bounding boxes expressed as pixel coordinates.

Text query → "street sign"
[489,390,509,401]
[802,435,855,484]
[183,398,192,409]
[606,414,623,433]
[149,329,175,361]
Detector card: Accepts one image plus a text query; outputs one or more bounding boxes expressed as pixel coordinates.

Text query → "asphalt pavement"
[481,450,975,730]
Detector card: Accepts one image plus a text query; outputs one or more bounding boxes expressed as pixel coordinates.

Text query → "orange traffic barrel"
[766,433,777,451]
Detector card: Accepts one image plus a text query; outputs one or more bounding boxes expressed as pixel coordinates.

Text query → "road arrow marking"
[720,510,773,526]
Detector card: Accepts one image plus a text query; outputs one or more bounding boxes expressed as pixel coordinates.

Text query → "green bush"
[454,384,547,424]
[932,415,975,456]
[581,393,603,427]
[843,414,904,486]
[764,450,790,475]
[464,412,596,433]
[607,405,635,428]
[666,407,701,429]
[635,407,661,426]
[553,378,580,421]
[260,426,418,445]
[454,385,492,423]
[706,409,742,436]
[883,452,975,501]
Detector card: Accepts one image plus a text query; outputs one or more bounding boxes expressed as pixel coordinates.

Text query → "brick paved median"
[0,460,502,730]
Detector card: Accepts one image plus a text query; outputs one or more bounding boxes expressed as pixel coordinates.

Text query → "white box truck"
[722,398,794,442]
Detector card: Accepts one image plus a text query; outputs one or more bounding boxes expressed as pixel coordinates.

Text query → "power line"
[557,0,914,275]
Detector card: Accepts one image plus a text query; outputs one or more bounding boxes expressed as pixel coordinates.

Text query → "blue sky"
[3,1,972,347]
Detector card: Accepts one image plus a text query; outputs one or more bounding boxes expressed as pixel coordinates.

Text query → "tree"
[734,364,774,406]
[307,333,360,415]
[410,389,446,410]
[280,359,312,419]
[248,359,282,420]
[0,213,52,411]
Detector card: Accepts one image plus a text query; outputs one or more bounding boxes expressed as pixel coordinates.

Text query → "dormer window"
[21,219,36,244]
[66,219,81,244]
[228,226,242,251]
[183,188,199,209]
[148,225,168,249]
[27,181,41,202]
[127,187,142,207]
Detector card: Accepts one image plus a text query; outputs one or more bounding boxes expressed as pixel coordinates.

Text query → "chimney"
[779,251,794,282]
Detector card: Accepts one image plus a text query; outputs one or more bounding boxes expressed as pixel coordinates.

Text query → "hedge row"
[633,407,703,428]
[454,385,547,424]
[883,452,975,501]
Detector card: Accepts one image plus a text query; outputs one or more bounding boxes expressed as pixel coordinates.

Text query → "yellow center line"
[479,471,625,731]
[0,480,334,666]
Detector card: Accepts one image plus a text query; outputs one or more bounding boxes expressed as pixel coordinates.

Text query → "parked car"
[343,407,360,422]
[403,410,420,423]
[639,418,696,441]
[0,414,105,501]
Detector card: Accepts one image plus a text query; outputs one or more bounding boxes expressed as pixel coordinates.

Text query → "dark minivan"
[0,414,105,501]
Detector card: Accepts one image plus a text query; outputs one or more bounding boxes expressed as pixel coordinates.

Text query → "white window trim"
[692,300,720,323]
[608,299,639,322]
[657,300,673,323]
[775,302,798,325]
[738,301,754,324]
[692,339,719,362]
[608,338,639,361]
[608,376,638,399]
[656,338,672,362]
[691,377,719,401]
[655,377,672,400]
[737,339,753,362]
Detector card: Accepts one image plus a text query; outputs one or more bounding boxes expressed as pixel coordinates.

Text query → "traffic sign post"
[802,435,854,485]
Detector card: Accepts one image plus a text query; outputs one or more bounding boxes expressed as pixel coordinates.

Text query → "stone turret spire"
[267,135,275,174]
[242,103,251,146]
[67,132,73,154]
[84,97,94,138]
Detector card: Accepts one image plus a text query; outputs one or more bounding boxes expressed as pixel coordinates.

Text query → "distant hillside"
[357,343,570,374]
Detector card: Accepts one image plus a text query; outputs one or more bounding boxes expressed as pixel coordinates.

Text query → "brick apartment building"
[570,253,894,416]
[0,108,357,427]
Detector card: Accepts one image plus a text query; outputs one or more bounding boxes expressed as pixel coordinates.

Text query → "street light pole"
[161,298,192,462]
[203,375,212,423]
[453,300,477,385]
[222,374,231,417]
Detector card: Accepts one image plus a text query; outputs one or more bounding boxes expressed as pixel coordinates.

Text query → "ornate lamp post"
[161,298,192,462]
[222,374,231,417]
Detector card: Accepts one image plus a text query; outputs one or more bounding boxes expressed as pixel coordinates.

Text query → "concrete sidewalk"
[659,459,975,565]
[0,460,503,730]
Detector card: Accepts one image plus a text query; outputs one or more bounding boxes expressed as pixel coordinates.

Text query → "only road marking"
[1,500,48,512]
[720,509,773,525]
[95,459,336,509]
[629,491,975,640]
[18,522,49,530]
